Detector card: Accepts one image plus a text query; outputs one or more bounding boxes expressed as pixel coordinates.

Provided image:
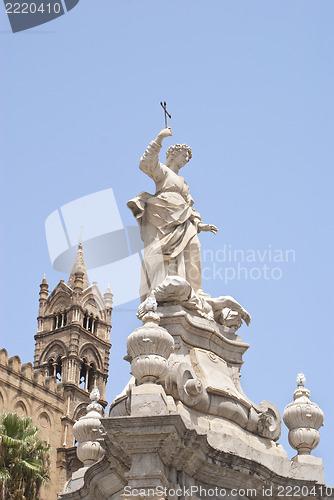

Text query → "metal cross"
[160,101,171,128]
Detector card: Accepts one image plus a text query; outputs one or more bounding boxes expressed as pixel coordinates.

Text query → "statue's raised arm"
[139,128,173,181]
[127,128,218,301]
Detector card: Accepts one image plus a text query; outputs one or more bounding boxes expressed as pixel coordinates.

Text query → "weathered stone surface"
[59,413,326,500]
[130,384,169,416]
[152,305,280,441]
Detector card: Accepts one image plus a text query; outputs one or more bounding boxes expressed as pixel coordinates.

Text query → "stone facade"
[0,244,112,499]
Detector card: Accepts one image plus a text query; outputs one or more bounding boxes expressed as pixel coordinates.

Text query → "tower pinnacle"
[68,244,89,291]
[39,274,49,309]
[104,283,113,310]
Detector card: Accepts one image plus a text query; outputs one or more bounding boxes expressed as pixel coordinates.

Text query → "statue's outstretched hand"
[158,127,172,139]
[155,128,172,146]
[198,223,218,234]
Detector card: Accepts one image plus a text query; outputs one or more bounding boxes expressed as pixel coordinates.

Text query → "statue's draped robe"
[127,140,202,300]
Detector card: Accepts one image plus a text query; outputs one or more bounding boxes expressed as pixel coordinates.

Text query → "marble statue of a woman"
[127,128,217,300]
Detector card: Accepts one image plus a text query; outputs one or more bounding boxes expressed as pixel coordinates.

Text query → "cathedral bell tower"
[34,243,113,412]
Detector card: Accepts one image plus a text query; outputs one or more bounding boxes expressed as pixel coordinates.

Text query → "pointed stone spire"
[103,283,113,310]
[68,243,89,291]
[39,274,49,304]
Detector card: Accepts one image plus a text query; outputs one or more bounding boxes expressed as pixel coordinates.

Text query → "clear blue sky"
[1,0,333,486]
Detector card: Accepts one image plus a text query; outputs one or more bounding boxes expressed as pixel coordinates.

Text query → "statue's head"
[165,144,192,169]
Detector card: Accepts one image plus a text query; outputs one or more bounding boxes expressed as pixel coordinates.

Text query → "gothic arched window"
[48,358,54,377]
[79,359,87,390]
[87,363,96,393]
[56,356,62,382]
[57,314,62,329]
[79,358,97,392]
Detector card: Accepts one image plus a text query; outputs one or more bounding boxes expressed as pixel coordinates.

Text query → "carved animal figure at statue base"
[137,275,251,333]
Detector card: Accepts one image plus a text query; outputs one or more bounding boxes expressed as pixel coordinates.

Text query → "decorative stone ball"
[73,410,103,443]
[76,439,105,466]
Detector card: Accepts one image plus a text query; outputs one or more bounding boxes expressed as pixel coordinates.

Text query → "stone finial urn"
[73,387,105,466]
[283,373,324,455]
[126,293,174,384]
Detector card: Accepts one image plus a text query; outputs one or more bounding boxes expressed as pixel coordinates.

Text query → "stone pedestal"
[59,306,327,500]
[59,412,327,500]
[130,384,169,416]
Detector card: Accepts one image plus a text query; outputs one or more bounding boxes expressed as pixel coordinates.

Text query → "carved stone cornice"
[59,413,326,500]
[158,304,249,366]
